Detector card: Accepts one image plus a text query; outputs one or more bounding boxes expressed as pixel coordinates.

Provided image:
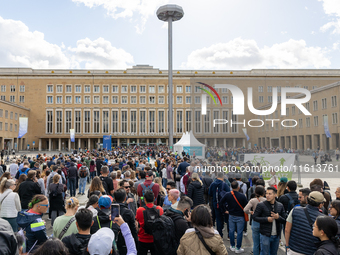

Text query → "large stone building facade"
[0,66,339,151]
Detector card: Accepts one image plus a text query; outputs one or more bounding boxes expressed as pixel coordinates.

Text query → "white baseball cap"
[88,227,114,255]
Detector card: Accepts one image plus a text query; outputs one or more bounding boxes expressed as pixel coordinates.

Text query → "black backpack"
[143,205,160,235]
[152,215,178,255]
[286,193,300,213]
[100,176,109,195]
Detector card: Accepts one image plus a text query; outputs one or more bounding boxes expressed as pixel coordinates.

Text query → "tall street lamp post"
[157,4,184,152]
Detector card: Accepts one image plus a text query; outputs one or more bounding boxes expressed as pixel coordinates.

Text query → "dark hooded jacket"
[0,218,18,255]
[90,208,114,234]
[17,210,48,252]
[164,207,191,244]
[187,180,205,208]
[67,163,78,178]
[62,233,91,255]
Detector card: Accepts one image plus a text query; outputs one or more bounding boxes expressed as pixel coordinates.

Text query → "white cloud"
[311,31,316,35]
[68,37,134,69]
[333,42,339,50]
[181,38,331,69]
[0,16,134,69]
[281,31,287,34]
[0,16,70,68]
[319,0,340,34]
[72,0,168,33]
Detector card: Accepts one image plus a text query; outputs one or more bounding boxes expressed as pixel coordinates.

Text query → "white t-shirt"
[161,167,167,179]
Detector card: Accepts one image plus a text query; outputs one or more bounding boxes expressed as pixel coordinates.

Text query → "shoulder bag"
[195,228,216,255]
[231,191,249,221]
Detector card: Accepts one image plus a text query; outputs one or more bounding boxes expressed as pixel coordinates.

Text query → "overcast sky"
[1,0,340,70]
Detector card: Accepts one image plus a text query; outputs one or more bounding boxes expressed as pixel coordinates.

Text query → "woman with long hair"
[49,174,65,226]
[87,176,106,198]
[85,194,99,217]
[244,185,266,255]
[0,172,11,182]
[53,197,79,240]
[177,204,228,255]
[329,200,340,237]
[13,174,27,193]
[155,177,166,196]
[277,178,288,198]
[187,172,205,208]
[0,177,21,232]
[17,194,49,252]
[313,216,340,255]
[36,170,45,195]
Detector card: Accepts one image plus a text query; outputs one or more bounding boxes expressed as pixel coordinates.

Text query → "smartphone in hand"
[111,204,120,219]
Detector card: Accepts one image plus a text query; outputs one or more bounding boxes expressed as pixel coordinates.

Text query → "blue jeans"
[229,215,245,249]
[69,177,76,197]
[90,171,96,181]
[252,220,261,255]
[214,206,225,237]
[260,234,280,255]
[162,178,167,188]
[79,177,87,194]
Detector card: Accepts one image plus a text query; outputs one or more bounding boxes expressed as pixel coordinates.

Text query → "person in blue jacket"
[17,194,49,252]
[208,171,230,237]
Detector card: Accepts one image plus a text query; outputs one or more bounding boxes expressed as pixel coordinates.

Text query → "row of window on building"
[258,113,339,133]
[0,85,25,92]
[44,95,234,105]
[46,109,238,135]
[0,122,17,132]
[0,96,25,103]
[42,84,229,94]
[0,109,25,120]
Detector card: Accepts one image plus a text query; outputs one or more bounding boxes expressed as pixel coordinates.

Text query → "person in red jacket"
[137,170,159,205]
[135,190,163,255]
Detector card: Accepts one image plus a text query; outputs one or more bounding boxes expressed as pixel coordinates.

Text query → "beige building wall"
[0,100,30,151]
[0,66,340,151]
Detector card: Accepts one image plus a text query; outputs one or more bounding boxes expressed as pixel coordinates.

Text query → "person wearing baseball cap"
[285,191,325,255]
[90,195,114,234]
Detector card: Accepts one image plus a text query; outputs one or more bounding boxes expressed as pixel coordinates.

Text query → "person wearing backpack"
[208,171,230,238]
[100,166,114,196]
[164,196,193,244]
[14,161,30,180]
[137,170,159,206]
[78,164,89,195]
[112,188,138,255]
[135,190,164,255]
[278,180,299,215]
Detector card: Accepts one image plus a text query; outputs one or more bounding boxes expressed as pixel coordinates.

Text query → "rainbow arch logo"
[196,82,223,115]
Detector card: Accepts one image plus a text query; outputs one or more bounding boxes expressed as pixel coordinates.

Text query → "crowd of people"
[0,145,339,255]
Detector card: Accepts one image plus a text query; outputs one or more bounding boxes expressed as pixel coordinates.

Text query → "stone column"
[117,138,120,146]
[68,139,71,151]
[147,138,149,145]
[78,138,81,150]
[137,138,140,146]
[39,139,42,151]
[88,138,91,151]
[214,138,217,147]
[224,138,227,148]
[58,138,61,151]
[243,138,246,148]
[233,138,236,148]
[48,138,52,151]
[127,138,130,146]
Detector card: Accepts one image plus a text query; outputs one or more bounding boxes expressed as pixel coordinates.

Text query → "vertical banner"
[323,115,332,138]
[242,128,250,141]
[70,129,75,142]
[103,135,112,150]
[18,117,28,138]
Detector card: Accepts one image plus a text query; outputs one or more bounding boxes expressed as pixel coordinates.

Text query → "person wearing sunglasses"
[120,180,137,216]
[17,194,49,252]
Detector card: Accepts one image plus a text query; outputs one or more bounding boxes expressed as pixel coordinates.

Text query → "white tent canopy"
[174,131,206,159]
